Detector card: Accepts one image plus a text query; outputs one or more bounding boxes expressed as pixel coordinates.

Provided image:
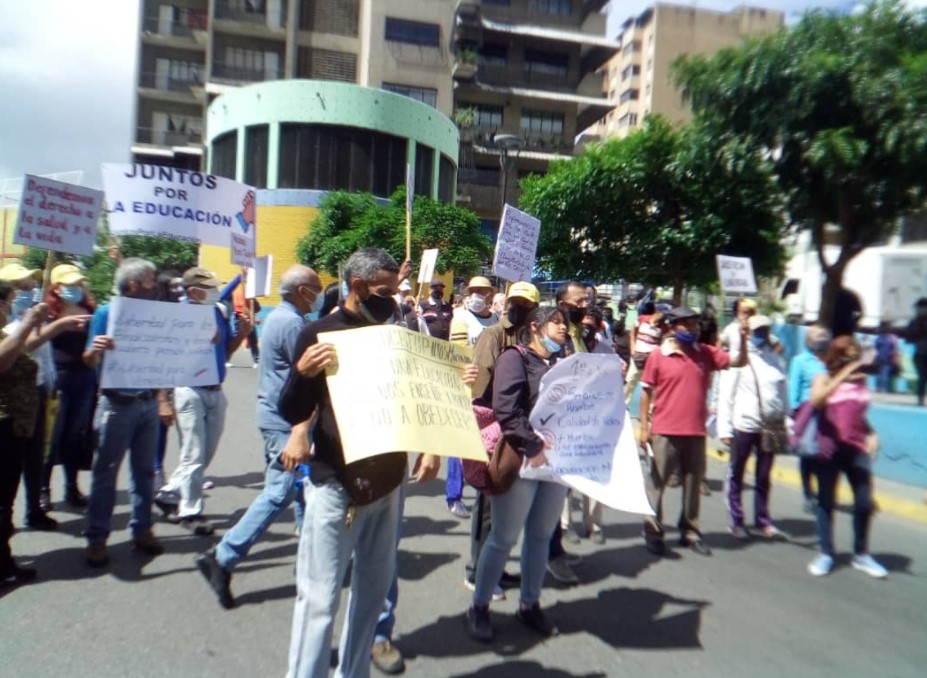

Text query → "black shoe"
[499,571,521,590]
[466,605,494,643]
[681,536,712,556]
[65,485,88,509]
[516,603,559,638]
[25,511,58,531]
[0,562,37,587]
[39,489,53,513]
[195,550,235,609]
[645,537,666,556]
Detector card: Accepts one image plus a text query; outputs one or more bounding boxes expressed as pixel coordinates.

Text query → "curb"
[706,447,927,526]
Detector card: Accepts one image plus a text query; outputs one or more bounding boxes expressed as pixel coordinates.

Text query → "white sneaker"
[728,525,749,540]
[462,577,504,601]
[808,554,834,577]
[448,500,471,519]
[851,554,888,579]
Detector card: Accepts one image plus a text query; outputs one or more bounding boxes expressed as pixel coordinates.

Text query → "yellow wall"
[1,206,27,264]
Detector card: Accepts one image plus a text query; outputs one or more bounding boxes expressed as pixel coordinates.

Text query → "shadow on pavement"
[234,582,296,608]
[208,471,265,490]
[401,515,462,539]
[398,549,460,582]
[444,660,606,678]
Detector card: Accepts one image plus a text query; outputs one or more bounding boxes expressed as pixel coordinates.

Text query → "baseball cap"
[182,267,221,288]
[668,306,699,321]
[467,276,492,291]
[399,279,412,292]
[748,315,772,330]
[0,263,42,282]
[739,298,758,312]
[51,264,85,286]
[430,279,445,288]
[506,282,540,305]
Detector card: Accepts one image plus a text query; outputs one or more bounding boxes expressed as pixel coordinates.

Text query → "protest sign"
[246,255,273,298]
[492,204,540,283]
[319,325,487,464]
[231,231,255,268]
[417,248,439,285]
[716,254,758,294]
[101,297,220,389]
[13,175,102,256]
[526,354,653,515]
[101,163,255,247]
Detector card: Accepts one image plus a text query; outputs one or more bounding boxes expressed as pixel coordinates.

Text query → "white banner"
[417,248,438,285]
[526,354,653,516]
[231,231,255,268]
[716,254,758,294]
[101,297,220,389]
[14,175,102,256]
[492,204,540,283]
[246,255,273,299]
[101,163,256,247]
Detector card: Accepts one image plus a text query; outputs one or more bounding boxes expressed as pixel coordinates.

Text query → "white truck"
[780,237,927,329]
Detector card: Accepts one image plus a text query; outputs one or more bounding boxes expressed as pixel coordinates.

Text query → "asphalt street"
[3,353,926,678]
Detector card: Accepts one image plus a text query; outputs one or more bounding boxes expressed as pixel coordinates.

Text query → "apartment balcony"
[214,0,287,36]
[211,61,282,84]
[134,126,203,148]
[465,126,574,157]
[138,71,205,102]
[141,15,207,50]
[452,54,478,80]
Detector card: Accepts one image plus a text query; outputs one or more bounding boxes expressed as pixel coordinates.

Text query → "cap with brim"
[399,280,412,292]
[748,315,772,330]
[0,263,42,283]
[739,298,758,312]
[182,267,221,288]
[51,264,85,286]
[506,282,540,305]
[467,276,492,291]
[430,280,445,288]
[668,306,699,321]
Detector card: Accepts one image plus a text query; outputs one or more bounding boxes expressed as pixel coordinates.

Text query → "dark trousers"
[812,446,873,556]
[915,353,927,406]
[725,431,774,528]
[20,388,48,518]
[644,435,706,541]
[44,369,96,492]
[1,419,28,569]
[247,329,259,362]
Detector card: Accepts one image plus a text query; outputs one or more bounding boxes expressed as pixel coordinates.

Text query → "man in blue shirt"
[155,267,249,536]
[195,264,322,608]
[83,258,166,567]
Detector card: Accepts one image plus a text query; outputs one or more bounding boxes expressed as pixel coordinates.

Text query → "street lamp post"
[494,133,525,214]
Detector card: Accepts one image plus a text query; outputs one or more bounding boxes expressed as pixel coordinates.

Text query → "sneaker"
[759,524,788,541]
[39,489,53,513]
[681,536,712,556]
[461,577,504,601]
[728,525,750,541]
[183,516,215,536]
[25,511,58,531]
[370,639,405,675]
[448,500,471,519]
[195,549,235,609]
[562,527,581,545]
[132,530,164,556]
[589,529,606,545]
[499,571,521,589]
[808,554,834,577]
[851,554,888,579]
[546,555,579,585]
[154,490,179,516]
[516,602,559,638]
[465,605,494,643]
[202,479,215,490]
[0,562,37,587]
[86,543,109,568]
[225,361,235,368]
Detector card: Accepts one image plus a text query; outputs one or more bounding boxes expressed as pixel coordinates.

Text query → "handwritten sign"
[231,231,255,268]
[320,325,487,464]
[417,248,439,285]
[101,163,256,247]
[14,175,102,256]
[101,297,219,389]
[526,354,653,515]
[716,255,757,294]
[245,255,273,299]
[493,204,540,283]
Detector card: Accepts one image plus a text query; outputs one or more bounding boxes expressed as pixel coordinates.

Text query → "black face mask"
[431,289,444,301]
[362,293,397,324]
[582,325,596,343]
[133,285,159,301]
[507,305,531,328]
[566,306,585,325]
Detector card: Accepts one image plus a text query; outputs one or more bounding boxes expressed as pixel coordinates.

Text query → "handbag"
[747,359,789,455]
[789,401,820,458]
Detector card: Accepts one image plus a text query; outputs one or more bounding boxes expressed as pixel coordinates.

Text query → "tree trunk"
[672,276,685,306]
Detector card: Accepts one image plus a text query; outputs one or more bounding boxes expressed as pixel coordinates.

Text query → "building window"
[382,83,438,108]
[459,103,503,128]
[529,0,571,16]
[297,48,357,82]
[622,40,641,57]
[278,123,406,196]
[299,0,359,36]
[621,64,640,81]
[211,131,237,180]
[244,125,269,188]
[438,155,455,203]
[619,88,639,103]
[479,43,508,67]
[524,50,568,80]
[414,144,435,198]
[520,109,564,135]
[617,113,639,127]
[384,17,440,47]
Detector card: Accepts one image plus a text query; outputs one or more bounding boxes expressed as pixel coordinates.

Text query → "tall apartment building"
[452,0,618,227]
[599,3,783,138]
[133,0,457,173]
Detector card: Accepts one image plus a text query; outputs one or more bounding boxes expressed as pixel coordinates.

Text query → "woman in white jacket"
[717,315,789,540]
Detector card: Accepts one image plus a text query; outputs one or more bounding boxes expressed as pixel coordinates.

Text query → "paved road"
[3,355,926,678]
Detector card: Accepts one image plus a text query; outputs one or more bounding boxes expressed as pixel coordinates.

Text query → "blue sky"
[0,1,912,190]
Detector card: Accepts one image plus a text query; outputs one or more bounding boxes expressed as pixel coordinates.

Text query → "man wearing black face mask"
[556,281,589,356]
[419,279,453,340]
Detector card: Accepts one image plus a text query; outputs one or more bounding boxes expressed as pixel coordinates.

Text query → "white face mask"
[467,293,487,314]
[195,288,220,305]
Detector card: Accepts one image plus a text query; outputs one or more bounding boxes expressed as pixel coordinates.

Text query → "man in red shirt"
[638,307,748,556]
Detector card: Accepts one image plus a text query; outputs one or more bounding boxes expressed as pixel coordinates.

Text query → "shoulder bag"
[748,358,789,455]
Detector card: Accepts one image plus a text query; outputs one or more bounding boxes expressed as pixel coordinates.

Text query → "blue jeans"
[86,395,159,545]
[287,464,401,678]
[812,446,873,556]
[215,429,307,571]
[473,478,568,608]
[445,457,464,503]
[46,368,97,487]
[875,363,894,393]
[375,479,407,644]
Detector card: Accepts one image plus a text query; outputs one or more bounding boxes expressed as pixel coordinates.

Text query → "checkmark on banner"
[540,414,554,426]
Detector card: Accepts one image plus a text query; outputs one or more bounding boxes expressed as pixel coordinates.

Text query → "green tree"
[519,116,786,303]
[296,189,492,279]
[674,1,927,323]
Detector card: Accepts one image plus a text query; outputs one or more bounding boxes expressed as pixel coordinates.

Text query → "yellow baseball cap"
[506,282,540,304]
[467,276,493,291]
[51,264,85,286]
[0,263,42,282]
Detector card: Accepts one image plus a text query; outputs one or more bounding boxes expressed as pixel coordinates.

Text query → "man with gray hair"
[82,258,165,567]
[195,264,323,608]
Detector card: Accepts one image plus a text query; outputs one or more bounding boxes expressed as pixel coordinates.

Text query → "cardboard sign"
[101,297,220,389]
[716,255,758,294]
[319,325,487,464]
[493,204,540,283]
[245,255,273,299]
[231,231,255,268]
[525,354,653,515]
[101,163,256,247]
[417,248,439,285]
[13,175,102,256]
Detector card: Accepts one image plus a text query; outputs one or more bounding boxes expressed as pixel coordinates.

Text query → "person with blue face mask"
[195,264,321,610]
